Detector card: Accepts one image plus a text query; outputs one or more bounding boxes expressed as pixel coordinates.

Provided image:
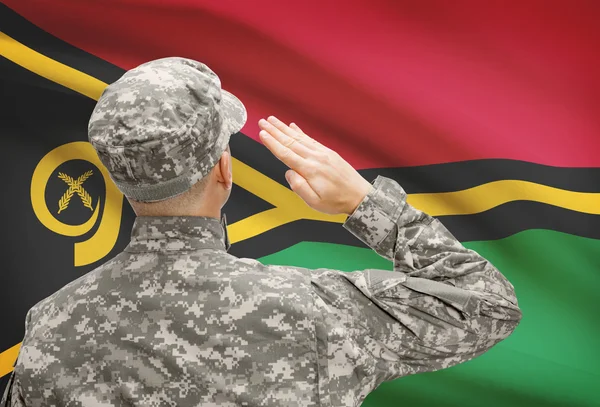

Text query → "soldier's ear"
[217,149,232,190]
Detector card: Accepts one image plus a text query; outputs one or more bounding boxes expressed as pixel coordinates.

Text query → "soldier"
[2,57,522,407]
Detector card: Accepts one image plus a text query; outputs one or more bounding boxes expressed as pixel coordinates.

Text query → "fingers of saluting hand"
[258,126,305,171]
[289,122,324,149]
[259,117,316,155]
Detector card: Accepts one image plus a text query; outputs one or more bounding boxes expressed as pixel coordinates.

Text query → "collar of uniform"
[125,215,230,253]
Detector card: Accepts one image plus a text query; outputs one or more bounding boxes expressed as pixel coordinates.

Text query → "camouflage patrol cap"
[88,56,247,202]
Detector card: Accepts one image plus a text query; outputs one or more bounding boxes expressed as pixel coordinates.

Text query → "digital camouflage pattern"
[2,175,522,407]
[88,57,247,202]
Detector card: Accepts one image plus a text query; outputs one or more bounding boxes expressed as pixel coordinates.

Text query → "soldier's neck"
[142,208,221,220]
[128,194,224,220]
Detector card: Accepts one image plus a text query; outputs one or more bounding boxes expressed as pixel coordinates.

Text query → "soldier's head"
[88,57,246,217]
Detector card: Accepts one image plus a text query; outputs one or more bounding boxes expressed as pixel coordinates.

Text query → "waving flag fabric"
[1,1,599,406]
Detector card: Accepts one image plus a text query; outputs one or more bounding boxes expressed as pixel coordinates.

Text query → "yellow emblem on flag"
[30,142,124,267]
[57,170,94,213]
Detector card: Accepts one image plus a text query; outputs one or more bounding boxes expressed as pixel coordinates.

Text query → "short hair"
[127,174,211,216]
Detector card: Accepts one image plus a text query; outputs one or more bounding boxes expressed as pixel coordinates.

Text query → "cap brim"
[221,89,247,134]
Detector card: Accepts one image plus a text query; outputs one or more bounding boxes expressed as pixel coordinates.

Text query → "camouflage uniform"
[2,57,522,407]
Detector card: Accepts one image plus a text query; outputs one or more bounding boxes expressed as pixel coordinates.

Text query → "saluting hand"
[258,116,373,216]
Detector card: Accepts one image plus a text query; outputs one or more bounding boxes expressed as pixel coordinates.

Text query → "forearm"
[343,176,521,319]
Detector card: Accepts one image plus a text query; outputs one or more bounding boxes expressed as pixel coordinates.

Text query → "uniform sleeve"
[1,311,31,407]
[1,373,26,407]
[306,175,522,406]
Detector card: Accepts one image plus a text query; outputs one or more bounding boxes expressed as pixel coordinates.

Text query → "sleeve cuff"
[343,176,408,250]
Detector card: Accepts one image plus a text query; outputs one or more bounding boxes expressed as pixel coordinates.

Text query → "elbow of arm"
[469,277,523,335]
[503,304,524,337]
[472,303,523,351]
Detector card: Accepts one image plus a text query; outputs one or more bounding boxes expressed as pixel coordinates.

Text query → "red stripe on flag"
[5,0,599,168]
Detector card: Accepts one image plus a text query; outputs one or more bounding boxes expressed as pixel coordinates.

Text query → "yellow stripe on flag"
[0,343,21,379]
[0,32,107,100]
[408,180,600,216]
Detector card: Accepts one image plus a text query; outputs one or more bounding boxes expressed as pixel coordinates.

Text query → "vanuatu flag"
[1,1,599,406]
